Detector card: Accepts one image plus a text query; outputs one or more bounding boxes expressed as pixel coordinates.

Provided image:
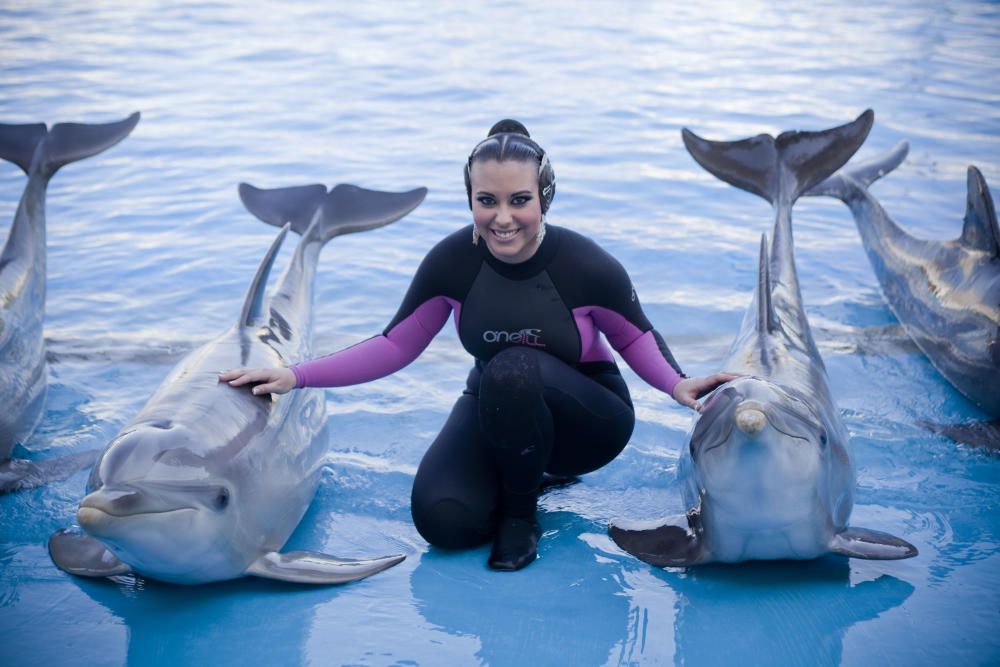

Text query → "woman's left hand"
[671,373,743,413]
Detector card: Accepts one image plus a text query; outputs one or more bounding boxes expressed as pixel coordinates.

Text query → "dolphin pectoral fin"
[48,529,132,577]
[830,528,918,560]
[608,515,706,567]
[920,418,1000,452]
[246,550,406,584]
[0,450,100,494]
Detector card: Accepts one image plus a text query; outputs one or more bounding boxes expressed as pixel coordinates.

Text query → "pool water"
[1,2,998,665]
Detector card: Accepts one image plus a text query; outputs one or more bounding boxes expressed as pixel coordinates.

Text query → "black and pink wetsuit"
[292,224,686,549]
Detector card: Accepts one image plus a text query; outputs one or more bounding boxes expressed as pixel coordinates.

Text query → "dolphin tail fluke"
[37,113,140,178]
[682,109,874,204]
[829,527,918,560]
[48,528,133,578]
[805,141,910,199]
[247,549,406,584]
[239,183,428,245]
[0,449,99,494]
[608,514,706,567]
[959,166,1000,257]
[238,183,329,236]
[317,184,428,243]
[0,123,48,174]
[755,233,778,334]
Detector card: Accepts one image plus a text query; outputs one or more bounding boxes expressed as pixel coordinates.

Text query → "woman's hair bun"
[487,119,530,138]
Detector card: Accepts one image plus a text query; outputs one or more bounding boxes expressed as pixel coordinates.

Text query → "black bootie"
[488,514,541,571]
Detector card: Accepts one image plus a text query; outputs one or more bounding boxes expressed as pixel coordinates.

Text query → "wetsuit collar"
[478,223,561,280]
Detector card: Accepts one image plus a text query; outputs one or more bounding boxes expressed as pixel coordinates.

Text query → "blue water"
[2,1,999,665]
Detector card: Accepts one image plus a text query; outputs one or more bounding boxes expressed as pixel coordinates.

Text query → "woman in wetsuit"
[220,120,737,571]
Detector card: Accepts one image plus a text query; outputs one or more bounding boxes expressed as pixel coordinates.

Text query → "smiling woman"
[220,118,738,571]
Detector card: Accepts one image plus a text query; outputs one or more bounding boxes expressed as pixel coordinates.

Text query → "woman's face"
[469,158,543,264]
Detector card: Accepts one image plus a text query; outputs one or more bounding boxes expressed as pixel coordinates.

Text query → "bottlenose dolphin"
[610,111,918,566]
[0,113,139,493]
[805,144,1000,449]
[49,181,426,584]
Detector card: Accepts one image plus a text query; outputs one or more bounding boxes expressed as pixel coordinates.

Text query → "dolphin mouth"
[78,503,197,519]
[77,504,197,537]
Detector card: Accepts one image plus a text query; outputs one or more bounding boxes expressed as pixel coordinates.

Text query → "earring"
[536,216,546,245]
[472,225,480,245]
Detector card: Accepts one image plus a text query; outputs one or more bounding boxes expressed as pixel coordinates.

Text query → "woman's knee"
[411,496,495,549]
[479,347,544,399]
[478,347,548,436]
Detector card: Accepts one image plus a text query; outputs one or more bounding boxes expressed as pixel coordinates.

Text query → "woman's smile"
[490,227,522,241]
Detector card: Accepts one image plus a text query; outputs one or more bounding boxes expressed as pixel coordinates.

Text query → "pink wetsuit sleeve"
[291,297,452,388]
[588,306,684,397]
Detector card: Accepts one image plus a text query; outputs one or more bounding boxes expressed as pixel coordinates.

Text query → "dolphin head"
[79,422,250,583]
[687,376,845,530]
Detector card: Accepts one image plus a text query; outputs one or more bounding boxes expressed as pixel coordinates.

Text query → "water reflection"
[409,513,630,666]
[620,556,913,666]
[71,574,329,667]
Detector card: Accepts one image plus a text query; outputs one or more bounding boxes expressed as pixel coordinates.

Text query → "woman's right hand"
[218,367,297,395]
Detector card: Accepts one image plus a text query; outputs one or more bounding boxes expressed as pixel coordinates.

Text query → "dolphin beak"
[78,488,135,531]
[734,400,768,435]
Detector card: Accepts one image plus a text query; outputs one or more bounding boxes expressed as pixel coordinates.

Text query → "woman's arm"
[291,297,451,387]
[592,308,739,412]
[219,296,452,395]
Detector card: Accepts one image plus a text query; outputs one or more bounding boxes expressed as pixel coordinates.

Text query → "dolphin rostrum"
[805,144,1000,448]
[49,181,426,584]
[610,111,918,566]
[0,113,140,493]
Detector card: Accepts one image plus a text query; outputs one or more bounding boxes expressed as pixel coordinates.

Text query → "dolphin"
[609,111,918,566]
[804,144,1000,449]
[49,180,426,584]
[0,113,139,493]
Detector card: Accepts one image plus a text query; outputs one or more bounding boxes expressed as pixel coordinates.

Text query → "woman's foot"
[488,515,541,571]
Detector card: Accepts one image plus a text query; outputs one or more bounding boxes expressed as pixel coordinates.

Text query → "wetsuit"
[291,224,686,548]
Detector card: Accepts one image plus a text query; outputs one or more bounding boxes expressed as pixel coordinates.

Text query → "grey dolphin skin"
[806,144,1000,449]
[0,113,139,493]
[49,181,426,585]
[610,111,917,567]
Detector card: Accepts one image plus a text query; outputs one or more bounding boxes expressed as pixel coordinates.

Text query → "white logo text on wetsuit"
[482,328,546,347]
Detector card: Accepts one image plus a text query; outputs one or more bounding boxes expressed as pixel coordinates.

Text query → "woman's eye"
[476,196,495,206]
[511,195,532,206]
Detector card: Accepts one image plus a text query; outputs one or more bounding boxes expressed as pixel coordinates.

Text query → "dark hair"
[464,118,556,213]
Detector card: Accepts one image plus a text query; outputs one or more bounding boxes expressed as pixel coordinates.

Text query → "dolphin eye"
[819,430,828,448]
[215,488,230,510]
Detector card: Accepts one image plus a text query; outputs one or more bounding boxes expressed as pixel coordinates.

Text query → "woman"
[220,120,737,571]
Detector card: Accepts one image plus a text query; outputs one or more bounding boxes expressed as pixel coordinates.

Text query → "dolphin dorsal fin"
[959,167,1000,258]
[239,223,291,327]
[682,110,874,205]
[756,233,778,333]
